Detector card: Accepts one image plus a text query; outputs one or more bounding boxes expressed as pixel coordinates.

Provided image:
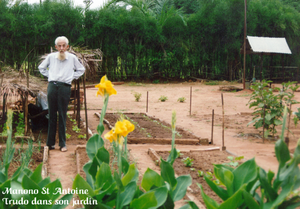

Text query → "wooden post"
[24,92,28,135]
[221,93,226,150]
[146,91,149,113]
[73,81,77,115]
[82,74,89,140]
[262,105,266,143]
[190,86,192,116]
[211,109,214,145]
[286,103,292,147]
[76,79,81,128]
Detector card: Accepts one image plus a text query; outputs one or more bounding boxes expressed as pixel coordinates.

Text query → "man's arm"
[73,57,85,80]
[38,56,50,78]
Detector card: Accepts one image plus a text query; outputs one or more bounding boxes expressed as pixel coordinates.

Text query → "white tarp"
[247,36,292,54]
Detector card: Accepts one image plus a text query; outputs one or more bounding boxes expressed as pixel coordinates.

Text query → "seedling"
[78,134,86,139]
[182,157,194,167]
[222,156,244,167]
[72,125,81,133]
[159,95,168,102]
[133,92,142,102]
[177,97,186,103]
[197,170,204,177]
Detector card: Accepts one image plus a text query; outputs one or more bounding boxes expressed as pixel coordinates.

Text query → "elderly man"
[38,36,85,152]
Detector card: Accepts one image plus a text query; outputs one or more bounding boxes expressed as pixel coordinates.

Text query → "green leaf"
[122,156,129,174]
[275,138,291,169]
[130,191,157,209]
[149,186,168,209]
[114,171,124,191]
[30,163,43,184]
[83,161,94,188]
[72,174,95,200]
[95,162,113,190]
[219,185,245,209]
[86,134,104,160]
[214,165,234,195]
[179,201,199,209]
[232,158,258,192]
[242,190,261,209]
[204,175,229,201]
[141,168,165,191]
[119,181,137,208]
[122,164,139,187]
[45,179,62,201]
[89,146,110,178]
[160,159,177,190]
[259,168,278,201]
[172,175,192,201]
[198,183,219,209]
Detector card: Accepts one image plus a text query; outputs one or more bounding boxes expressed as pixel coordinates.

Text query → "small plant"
[78,134,86,139]
[159,95,168,102]
[197,170,204,177]
[72,125,81,133]
[66,133,71,139]
[222,155,244,167]
[14,112,25,137]
[133,92,142,102]
[205,81,219,85]
[182,157,194,167]
[177,97,186,103]
[176,149,183,157]
[190,168,195,171]
[153,79,160,84]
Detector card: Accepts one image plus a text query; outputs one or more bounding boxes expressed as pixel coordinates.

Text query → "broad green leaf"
[22,175,52,209]
[95,162,113,190]
[271,179,295,207]
[83,161,94,188]
[179,201,199,209]
[89,147,110,178]
[141,168,164,191]
[10,181,23,200]
[114,171,124,191]
[259,168,277,201]
[86,134,104,160]
[72,174,95,200]
[51,193,73,209]
[160,159,177,190]
[30,163,43,184]
[119,181,137,208]
[243,190,261,209]
[214,165,234,195]
[233,158,258,191]
[149,186,168,209]
[198,184,219,209]
[130,191,157,209]
[275,139,290,169]
[122,156,129,174]
[38,177,51,188]
[265,113,272,121]
[204,176,229,201]
[219,185,246,209]
[45,179,62,201]
[172,175,192,201]
[122,164,139,187]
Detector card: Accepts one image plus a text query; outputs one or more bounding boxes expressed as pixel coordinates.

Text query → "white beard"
[58,52,66,61]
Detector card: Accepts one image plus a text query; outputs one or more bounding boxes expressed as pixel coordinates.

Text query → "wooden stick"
[190,86,192,116]
[262,105,265,143]
[146,91,148,113]
[82,74,89,140]
[221,93,226,150]
[76,79,80,128]
[211,109,214,145]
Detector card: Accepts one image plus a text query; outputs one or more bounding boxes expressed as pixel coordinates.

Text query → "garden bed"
[103,113,208,145]
[0,145,44,177]
[155,149,235,206]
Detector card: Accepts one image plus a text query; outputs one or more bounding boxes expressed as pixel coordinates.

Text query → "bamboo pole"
[286,103,292,147]
[76,79,81,128]
[262,105,266,143]
[74,81,77,115]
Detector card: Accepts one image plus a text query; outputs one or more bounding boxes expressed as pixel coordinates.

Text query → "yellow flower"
[95,75,117,97]
[114,119,135,137]
[104,129,117,143]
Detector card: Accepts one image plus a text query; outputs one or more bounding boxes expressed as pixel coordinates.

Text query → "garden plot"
[103,112,208,145]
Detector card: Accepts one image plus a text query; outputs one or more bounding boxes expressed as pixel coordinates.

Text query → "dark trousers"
[47,81,71,148]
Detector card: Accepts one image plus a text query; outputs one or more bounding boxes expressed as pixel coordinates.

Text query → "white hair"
[55,36,69,45]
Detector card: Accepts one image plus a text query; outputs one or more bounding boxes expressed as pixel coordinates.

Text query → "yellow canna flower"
[104,129,117,143]
[95,75,117,97]
[114,121,128,137]
[123,119,135,133]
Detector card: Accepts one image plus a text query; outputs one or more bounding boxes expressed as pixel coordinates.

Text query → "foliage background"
[1,0,300,82]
